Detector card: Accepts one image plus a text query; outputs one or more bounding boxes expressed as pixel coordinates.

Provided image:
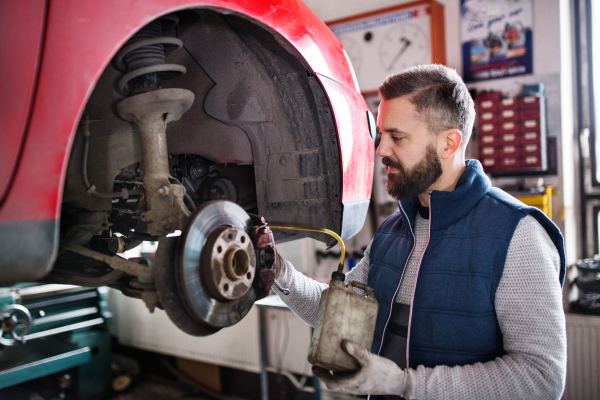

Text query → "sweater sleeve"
[411,215,566,400]
[274,242,373,327]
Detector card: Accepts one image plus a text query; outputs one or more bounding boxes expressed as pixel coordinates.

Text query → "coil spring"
[114,15,185,96]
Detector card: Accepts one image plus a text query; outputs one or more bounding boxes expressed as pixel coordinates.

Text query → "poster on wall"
[461,0,533,82]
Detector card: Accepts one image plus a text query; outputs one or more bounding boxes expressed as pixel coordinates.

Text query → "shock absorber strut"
[115,15,193,236]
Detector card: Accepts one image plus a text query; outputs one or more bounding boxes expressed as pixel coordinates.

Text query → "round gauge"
[379,23,431,73]
[340,36,363,75]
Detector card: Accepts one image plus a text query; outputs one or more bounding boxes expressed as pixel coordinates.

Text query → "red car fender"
[317,75,374,203]
[0,0,46,205]
[0,0,371,224]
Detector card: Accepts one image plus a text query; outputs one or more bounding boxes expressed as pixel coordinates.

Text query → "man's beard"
[382,143,442,200]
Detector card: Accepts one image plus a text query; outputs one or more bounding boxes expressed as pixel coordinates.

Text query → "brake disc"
[155,237,219,336]
[156,200,257,334]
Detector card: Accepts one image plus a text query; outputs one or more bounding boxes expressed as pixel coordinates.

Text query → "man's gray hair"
[378,64,475,150]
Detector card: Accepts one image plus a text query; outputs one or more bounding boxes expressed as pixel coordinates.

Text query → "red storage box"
[479,111,499,123]
[499,109,519,122]
[500,157,521,170]
[498,97,519,111]
[521,119,540,131]
[523,143,541,156]
[500,133,520,145]
[480,146,498,157]
[523,155,542,168]
[501,145,521,157]
[480,134,499,146]
[480,123,497,134]
[522,130,541,144]
[499,121,519,134]
[481,157,499,171]
[478,99,498,112]
[519,96,541,109]
[478,91,502,100]
[520,109,541,120]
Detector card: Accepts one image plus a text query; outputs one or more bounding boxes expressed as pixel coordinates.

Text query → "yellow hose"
[267,225,345,272]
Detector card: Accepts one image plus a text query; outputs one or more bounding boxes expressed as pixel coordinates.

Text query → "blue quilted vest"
[367,160,565,371]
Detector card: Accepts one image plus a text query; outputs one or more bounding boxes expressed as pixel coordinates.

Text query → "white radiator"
[563,313,600,400]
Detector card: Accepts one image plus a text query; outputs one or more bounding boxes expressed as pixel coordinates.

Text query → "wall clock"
[328,0,446,95]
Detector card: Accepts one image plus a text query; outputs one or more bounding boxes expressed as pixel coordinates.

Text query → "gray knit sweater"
[274,214,566,399]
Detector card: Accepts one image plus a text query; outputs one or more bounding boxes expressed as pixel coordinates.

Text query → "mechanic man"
[268,64,567,399]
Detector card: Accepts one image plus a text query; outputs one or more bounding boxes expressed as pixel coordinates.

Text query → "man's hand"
[312,340,414,397]
[249,214,278,300]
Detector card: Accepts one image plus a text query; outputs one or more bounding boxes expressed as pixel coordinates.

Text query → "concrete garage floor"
[106,375,212,400]
[0,340,356,400]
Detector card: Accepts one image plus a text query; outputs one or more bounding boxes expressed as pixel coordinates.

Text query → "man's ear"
[440,129,462,160]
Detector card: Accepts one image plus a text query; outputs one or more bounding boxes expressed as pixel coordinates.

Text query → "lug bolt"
[157,186,170,196]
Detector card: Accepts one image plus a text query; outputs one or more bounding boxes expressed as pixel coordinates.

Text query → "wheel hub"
[201,225,255,302]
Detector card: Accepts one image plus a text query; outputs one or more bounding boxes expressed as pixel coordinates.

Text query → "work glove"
[249,214,278,300]
[312,340,414,397]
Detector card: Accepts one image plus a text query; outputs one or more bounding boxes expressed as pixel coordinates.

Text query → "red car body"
[0,0,373,283]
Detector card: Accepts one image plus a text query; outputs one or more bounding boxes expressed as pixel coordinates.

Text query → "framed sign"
[461,0,533,82]
[328,0,446,95]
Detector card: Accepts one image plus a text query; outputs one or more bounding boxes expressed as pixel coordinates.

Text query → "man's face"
[376,96,442,200]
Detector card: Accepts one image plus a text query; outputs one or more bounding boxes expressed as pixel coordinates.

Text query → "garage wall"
[304,0,560,75]
[304,0,462,71]
[303,0,579,269]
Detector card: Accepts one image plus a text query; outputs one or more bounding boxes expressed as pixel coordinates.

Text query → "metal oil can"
[308,272,378,372]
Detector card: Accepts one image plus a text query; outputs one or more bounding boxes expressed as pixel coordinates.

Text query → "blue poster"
[461,0,533,82]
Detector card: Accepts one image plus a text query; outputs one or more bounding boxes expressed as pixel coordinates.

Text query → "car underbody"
[43,9,347,334]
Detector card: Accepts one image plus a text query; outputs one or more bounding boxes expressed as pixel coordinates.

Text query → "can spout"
[331,270,345,282]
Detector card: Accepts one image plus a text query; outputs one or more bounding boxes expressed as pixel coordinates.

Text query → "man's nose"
[376,135,391,158]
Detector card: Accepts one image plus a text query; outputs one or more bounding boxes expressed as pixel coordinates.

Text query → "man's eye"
[392,136,404,142]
